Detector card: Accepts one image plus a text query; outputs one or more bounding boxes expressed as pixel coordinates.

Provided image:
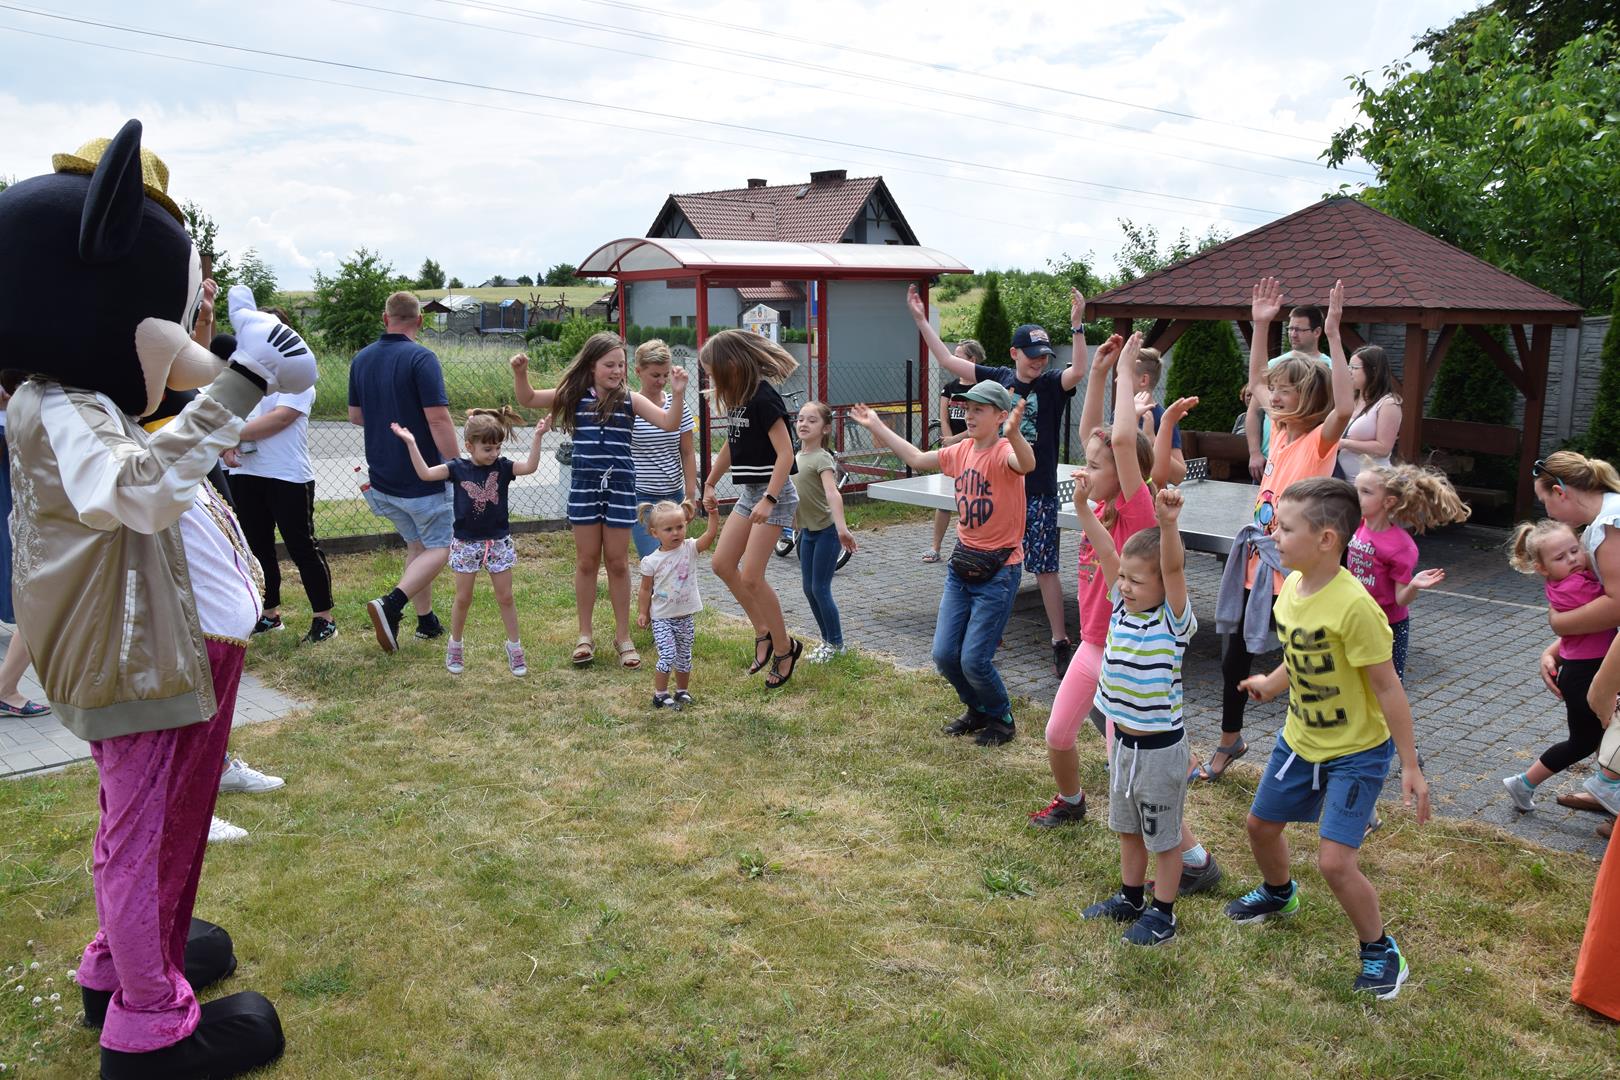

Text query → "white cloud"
[0,0,1467,289]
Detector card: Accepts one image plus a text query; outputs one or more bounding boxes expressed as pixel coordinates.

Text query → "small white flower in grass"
[28,962,38,970]
[68,969,77,982]
[25,940,33,947]
[31,995,41,1005]
[49,992,60,1001]
[53,1005,62,1012]
[13,984,22,992]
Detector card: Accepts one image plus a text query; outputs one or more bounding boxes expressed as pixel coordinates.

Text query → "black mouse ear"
[79,119,146,264]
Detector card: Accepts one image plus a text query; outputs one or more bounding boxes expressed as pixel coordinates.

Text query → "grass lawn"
[3,530,1616,1076]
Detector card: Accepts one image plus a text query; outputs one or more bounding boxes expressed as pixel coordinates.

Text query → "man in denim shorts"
[348,291,460,652]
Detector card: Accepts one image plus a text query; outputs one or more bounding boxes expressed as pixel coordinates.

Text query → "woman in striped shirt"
[700,330,804,689]
[629,339,698,558]
[511,332,683,667]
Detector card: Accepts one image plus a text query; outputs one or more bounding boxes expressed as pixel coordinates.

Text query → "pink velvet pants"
[75,641,244,1053]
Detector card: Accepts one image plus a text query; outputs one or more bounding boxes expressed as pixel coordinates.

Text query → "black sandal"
[765,637,804,689]
[747,632,774,675]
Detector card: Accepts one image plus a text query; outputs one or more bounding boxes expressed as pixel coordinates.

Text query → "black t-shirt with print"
[726,381,797,484]
[941,378,969,436]
[975,364,1074,499]
[447,457,515,541]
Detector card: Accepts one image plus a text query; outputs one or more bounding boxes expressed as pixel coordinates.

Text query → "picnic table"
[865,461,1257,556]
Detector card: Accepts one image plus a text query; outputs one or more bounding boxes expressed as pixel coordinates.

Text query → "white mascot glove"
[226,284,317,394]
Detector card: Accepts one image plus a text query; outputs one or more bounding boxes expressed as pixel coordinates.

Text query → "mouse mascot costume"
[0,120,313,1079]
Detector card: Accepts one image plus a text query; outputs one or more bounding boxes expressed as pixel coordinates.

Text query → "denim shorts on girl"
[733,479,798,528]
[1250,732,1394,849]
[569,467,638,528]
[450,535,517,574]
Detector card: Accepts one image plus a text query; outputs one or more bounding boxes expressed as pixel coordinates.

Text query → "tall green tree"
[235,249,279,308]
[516,274,534,287]
[415,257,445,290]
[1326,15,1620,311]
[543,263,578,286]
[312,248,400,354]
[1164,321,1247,432]
[1112,220,1229,283]
[1416,0,1618,65]
[447,276,464,290]
[999,255,1101,345]
[1584,277,1620,459]
[972,273,1012,363]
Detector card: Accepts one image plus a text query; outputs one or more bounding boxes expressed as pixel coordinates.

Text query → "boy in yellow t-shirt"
[1224,477,1430,1001]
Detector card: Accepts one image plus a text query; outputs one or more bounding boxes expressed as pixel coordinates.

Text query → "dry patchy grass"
[3,532,1618,1077]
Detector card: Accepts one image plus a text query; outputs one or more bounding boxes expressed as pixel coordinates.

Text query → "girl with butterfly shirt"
[392,408,547,677]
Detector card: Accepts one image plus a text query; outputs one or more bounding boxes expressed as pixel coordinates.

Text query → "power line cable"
[566,0,1332,147]
[0,22,1274,235]
[334,0,1346,186]
[0,3,1287,216]
[418,0,1365,176]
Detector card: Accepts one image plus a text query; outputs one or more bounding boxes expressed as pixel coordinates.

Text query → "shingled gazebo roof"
[1089,196,1582,328]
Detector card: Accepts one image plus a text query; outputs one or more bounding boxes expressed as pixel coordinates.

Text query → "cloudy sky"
[0,0,1471,290]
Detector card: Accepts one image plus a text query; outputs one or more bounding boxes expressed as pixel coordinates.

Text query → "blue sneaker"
[1122,906,1176,947]
[1352,936,1409,1000]
[1224,882,1300,924]
[1081,891,1144,923]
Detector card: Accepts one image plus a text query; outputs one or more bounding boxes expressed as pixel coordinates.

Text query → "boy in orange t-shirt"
[851,381,1035,744]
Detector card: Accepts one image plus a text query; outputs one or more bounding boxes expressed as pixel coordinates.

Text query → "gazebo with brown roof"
[1087,196,1583,514]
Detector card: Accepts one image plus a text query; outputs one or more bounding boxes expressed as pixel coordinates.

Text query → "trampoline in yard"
[576,237,973,491]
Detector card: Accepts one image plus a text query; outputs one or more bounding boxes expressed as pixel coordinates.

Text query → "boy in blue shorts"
[1225,476,1429,998]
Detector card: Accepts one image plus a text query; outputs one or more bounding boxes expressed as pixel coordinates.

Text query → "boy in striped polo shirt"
[1079,484,1205,946]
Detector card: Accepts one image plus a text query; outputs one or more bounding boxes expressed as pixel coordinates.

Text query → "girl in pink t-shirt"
[1347,464,1471,680]
[1501,520,1620,811]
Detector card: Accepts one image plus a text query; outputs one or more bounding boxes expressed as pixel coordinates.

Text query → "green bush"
[1164,320,1247,432]
[311,248,406,355]
[1583,277,1620,460]
[973,274,1012,363]
[1429,326,1516,424]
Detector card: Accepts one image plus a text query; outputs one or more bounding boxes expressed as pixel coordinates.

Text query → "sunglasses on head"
[1532,459,1566,492]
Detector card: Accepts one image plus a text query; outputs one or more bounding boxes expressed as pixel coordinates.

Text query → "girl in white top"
[1337,344,1403,477]
[636,497,720,709]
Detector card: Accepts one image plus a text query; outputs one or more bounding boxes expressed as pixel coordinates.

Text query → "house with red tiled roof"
[627,169,919,332]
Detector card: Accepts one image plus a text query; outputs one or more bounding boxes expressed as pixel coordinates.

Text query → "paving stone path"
[0,628,301,779]
[696,517,1610,857]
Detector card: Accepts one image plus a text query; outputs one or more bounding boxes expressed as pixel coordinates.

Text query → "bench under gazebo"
[1086,196,1584,515]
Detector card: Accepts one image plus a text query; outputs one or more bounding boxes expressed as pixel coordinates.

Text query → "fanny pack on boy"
[949,540,1014,584]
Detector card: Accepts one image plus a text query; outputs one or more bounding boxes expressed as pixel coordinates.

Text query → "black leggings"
[1219,587,1274,735]
[230,474,334,613]
[1541,656,1606,774]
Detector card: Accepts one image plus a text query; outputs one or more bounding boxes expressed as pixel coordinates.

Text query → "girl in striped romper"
[511,332,684,667]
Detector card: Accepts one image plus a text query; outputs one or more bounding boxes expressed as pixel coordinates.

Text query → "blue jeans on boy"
[630,488,683,558]
[798,525,843,648]
[932,561,1022,719]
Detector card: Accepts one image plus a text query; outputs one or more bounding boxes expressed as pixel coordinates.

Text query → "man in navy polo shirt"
[348,291,461,652]
[910,285,1087,675]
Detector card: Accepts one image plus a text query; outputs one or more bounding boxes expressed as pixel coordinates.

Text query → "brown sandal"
[615,640,641,669]
[747,632,774,675]
[571,636,595,666]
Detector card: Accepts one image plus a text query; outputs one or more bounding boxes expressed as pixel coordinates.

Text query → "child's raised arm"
[1151,396,1197,489]
[907,284,978,383]
[1003,396,1035,475]
[1059,288,1089,392]
[1319,279,1353,447]
[1077,333,1123,445]
[1112,333,1147,499]
[512,416,550,477]
[509,352,556,411]
[1155,487,1189,619]
[630,365,689,432]
[850,403,941,473]
[391,422,450,482]
[1073,471,1119,583]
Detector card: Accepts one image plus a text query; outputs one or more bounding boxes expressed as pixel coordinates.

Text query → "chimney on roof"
[746,178,768,188]
[809,169,847,184]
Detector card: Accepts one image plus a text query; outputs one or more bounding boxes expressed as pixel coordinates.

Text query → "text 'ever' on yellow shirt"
[1272,567,1394,763]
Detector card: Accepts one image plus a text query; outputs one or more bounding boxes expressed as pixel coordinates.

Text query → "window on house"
[669,316,682,327]
[686,316,697,328]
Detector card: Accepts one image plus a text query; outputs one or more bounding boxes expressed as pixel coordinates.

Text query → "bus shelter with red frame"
[577,237,972,490]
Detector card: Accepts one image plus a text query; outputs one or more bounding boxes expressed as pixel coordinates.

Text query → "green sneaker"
[1224,882,1300,924]
[1353,936,1409,1000]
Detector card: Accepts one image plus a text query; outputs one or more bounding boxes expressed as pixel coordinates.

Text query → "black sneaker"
[1122,906,1177,947]
[1052,639,1073,676]
[973,715,1015,746]
[415,612,446,640]
[1081,891,1145,923]
[366,598,402,653]
[1224,882,1300,924]
[941,708,990,737]
[1352,936,1409,1000]
[302,617,337,644]
[251,613,283,635]
[1179,853,1223,895]
[1028,793,1087,828]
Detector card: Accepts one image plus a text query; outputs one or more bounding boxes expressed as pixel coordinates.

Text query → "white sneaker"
[208,815,248,844]
[446,638,465,675]
[219,756,284,794]
[1502,773,1536,812]
[506,641,527,677]
[1583,772,1620,816]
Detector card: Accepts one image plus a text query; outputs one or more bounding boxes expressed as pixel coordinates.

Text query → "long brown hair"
[700,330,797,415]
[1351,345,1400,419]
[1365,464,1470,533]
[550,332,628,433]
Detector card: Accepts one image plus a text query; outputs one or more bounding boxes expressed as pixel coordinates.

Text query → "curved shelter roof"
[1089,196,1581,328]
[578,237,971,282]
